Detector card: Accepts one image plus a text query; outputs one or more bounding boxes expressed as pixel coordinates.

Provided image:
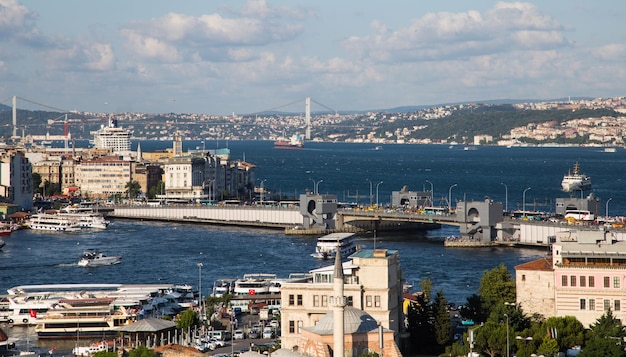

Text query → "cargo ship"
[274,134,303,149]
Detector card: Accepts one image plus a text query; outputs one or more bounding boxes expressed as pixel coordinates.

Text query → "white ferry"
[25,213,81,232]
[232,274,276,296]
[35,298,134,339]
[310,232,358,260]
[58,206,110,229]
[211,278,235,297]
[4,283,176,326]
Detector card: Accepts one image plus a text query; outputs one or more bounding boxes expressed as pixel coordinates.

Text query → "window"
[604,276,610,288]
[289,321,295,333]
[375,295,381,307]
[322,295,328,307]
[288,294,294,306]
[589,276,595,287]
[313,295,319,307]
[346,296,353,307]
[297,294,303,306]
[580,299,586,310]
[562,275,568,287]
[297,321,302,334]
[614,277,620,288]
[570,276,576,287]
[366,296,372,307]
[616,300,621,311]
[604,299,611,311]
[580,276,586,287]
[589,299,595,310]
[522,274,526,281]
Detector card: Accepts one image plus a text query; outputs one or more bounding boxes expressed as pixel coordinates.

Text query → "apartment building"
[0,150,33,210]
[280,249,403,353]
[74,156,133,199]
[516,229,626,326]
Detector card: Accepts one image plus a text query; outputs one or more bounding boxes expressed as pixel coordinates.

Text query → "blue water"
[3,141,625,350]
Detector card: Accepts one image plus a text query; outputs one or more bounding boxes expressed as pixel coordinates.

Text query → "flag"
[249,289,256,296]
[29,309,37,318]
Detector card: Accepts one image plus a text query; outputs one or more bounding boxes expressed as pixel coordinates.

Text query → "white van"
[209,330,231,341]
[564,210,594,221]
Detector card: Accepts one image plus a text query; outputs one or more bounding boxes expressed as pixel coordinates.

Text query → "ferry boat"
[35,298,135,339]
[310,232,358,260]
[58,206,110,229]
[232,274,276,296]
[561,162,592,192]
[25,213,81,232]
[77,250,122,267]
[211,278,235,297]
[3,283,177,325]
[274,134,303,150]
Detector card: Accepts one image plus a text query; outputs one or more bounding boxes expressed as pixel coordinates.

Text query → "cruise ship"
[561,162,592,192]
[90,118,132,153]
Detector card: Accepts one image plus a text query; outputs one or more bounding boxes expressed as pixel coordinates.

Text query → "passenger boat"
[25,213,81,232]
[0,224,12,236]
[3,283,178,325]
[561,162,592,192]
[58,205,110,229]
[310,232,358,260]
[77,250,122,267]
[211,278,235,297]
[232,274,276,296]
[35,298,135,339]
[274,134,303,149]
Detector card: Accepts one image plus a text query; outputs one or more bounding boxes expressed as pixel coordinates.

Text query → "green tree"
[433,290,451,348]
[125,180,142,199]
[474,321,507,357]
[176,309,200,330]
[536,338,559,357]
[32,173,42,194]
[128,345,155,357]
[544,315,585,352]
[147,180,165,199]
[406,291,434,354]
[579,310,626,357]
[419,277,433,304]
[93,351,117,357]
[478,263,516,314]
[461,293,487,324]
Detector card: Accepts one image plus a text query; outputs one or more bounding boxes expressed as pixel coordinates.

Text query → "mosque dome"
[307,307,380,335]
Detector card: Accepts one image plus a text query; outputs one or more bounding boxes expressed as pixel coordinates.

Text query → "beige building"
[280,249,403,355]
[516,229,626,327]
[75,156,133,199]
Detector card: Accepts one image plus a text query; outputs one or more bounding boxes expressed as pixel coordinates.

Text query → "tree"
[177,309,200,330]
[406,291,434,354]
[543,315,585,352]
[125,180,142,199]
[93,351,117,357]
[128,345,155,357]
[474,321,507,357]
[32,173,42,194]
[579,310,626,357]
[478,263,516,314]
[461,294,487,324]
[433,290,451,348]
[419,277,433,304]
[536,338,559,357]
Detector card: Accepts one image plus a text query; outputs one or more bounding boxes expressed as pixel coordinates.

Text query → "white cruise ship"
[25,213,81,232]
[90,118,132,153]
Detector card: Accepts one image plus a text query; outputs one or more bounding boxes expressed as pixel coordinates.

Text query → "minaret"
[137,142,143,162]
[333,247,345,357]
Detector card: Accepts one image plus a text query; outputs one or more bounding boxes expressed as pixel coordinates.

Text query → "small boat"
[0,224,12,236]
[77,250,122,267]
[374,146,383,151]
[604,147,617,153]
[561,162,592,192]
[311,232,358,260]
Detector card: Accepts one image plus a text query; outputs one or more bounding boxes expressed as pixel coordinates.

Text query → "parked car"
[262,327,273,339]
[269,320,280,329]
[233,330,245,340]
[248,328,260,339]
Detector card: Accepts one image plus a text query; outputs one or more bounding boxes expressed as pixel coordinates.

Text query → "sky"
[0,0,625,115]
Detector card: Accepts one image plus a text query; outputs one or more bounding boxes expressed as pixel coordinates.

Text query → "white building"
[0,149,33,210]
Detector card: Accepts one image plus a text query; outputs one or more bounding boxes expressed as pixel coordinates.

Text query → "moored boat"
[77,250,122,267]
[25,213,81,232]
[58,205,110,229]
[561,162,592,192]
[311,232,358,260]
[232,274,276,296]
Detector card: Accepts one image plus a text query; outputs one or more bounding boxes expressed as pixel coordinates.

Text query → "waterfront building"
[516,229,626,327]
[280,249,403,356]
[91,119,132,154]
[75,156,133,199]
[0,149,33,210]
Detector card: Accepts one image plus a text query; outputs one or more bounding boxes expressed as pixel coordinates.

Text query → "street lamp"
[426,180,434,206]
[366,179,373,206]
[606,197,613,218]
[375,181,383,207]
[448,184,457,212]
[310,178,323,195]
[197,262,203,319]
[504,313,510,357]
[522,187,531,219]
[500,182,508,213]
[258,179,267,204]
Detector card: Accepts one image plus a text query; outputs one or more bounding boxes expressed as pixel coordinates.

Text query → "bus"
[564,210,595,221]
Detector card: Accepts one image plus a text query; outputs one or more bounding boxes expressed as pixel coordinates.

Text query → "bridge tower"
[305,97,311,140]
[12,96,17,138]
[455,198,503,242]
[299,190,337,230]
